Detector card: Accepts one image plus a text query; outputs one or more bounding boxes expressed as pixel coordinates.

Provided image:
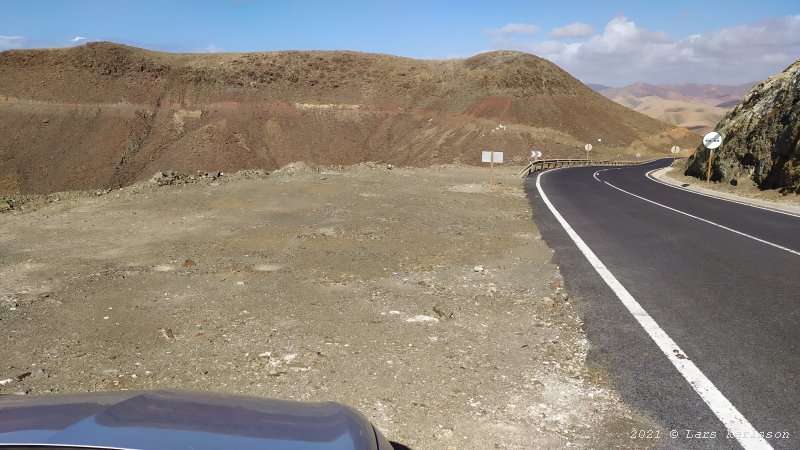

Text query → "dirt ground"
[0,163,657,449]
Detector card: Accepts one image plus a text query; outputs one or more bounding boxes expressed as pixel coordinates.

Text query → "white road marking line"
[536,169,772,450]
[597,175,800,257]
[645,168,800,219]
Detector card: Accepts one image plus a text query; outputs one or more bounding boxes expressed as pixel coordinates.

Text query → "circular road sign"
[670,145,681,154]
[703,132,723,149]
[584,144,593,151]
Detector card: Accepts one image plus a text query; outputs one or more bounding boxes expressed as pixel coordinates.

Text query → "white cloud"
[0,35,25,50]
[70,36,87,42]
[201,44,223,53]
[485,22,539,36]
[549,22,595,39]
[488,15,800,85]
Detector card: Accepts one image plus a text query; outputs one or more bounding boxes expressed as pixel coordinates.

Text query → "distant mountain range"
[589,82,756,132]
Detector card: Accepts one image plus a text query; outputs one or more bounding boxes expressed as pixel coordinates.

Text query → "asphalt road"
[525,159,799,450]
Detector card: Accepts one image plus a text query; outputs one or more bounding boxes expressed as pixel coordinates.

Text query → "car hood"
[0,390,391,450]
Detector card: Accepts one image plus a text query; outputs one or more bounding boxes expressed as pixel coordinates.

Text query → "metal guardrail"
[516,158,659,178]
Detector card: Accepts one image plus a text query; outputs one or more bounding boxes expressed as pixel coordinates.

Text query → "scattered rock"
[433,304,454,320]
[0,378,13,386]
[258,351,272,358]
[16,372,32,381]
[434,427,454,439]
[253,263,283,272]
[541,296,555,307]
[208,171,222,180]
[473,265,485,273]
[159,328,176,340]
[406,315,440,323]
[273,161,322,176]
[14,386,30,396]
[183,259,197,268]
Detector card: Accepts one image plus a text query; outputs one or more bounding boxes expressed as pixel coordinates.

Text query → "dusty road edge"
[651,167,800,216]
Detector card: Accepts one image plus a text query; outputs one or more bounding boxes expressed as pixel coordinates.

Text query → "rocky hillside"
[0,42,694,194]
[685,59,800,193]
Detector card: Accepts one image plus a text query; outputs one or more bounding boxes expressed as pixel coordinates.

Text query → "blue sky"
[2,0,799,85]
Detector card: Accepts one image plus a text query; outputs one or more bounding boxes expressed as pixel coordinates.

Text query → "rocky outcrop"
[685,59,800,193]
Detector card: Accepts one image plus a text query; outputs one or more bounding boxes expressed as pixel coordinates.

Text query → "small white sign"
[531,150,542,158]
[703,132,723,149]
[584,144,593,151]
[482,151,503,163]
[671,145,681,154]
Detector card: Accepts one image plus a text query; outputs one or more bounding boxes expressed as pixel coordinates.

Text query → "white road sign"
[482,151,503,163]
[702,132,722,149]
[671,145,681,154]
[531,150,542,158]
[584,144,593,151]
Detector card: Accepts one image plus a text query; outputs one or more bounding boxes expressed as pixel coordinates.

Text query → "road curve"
[525,159,799,450]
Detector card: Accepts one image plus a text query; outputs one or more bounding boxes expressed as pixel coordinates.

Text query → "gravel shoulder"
[0,163,657,449]
[656,165,800,215]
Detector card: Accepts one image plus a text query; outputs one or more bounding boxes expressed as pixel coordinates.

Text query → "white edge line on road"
[536,169,772,450]
[597,175,800,257]
[645,168,800,219]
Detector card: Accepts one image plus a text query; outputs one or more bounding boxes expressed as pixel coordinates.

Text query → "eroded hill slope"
[0,42,694,194]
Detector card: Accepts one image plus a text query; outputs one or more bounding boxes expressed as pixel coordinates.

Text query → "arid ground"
[1,164,658,449]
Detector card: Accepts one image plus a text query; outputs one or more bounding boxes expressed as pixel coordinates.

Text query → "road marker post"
[702,132,723,184]
[584,143,592,161]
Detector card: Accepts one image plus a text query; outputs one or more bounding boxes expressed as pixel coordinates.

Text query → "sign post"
[584,143,592,161]
[702,132,722,184]
[482,150,504,185]
[636,152,642,162]
[669,145,681,166]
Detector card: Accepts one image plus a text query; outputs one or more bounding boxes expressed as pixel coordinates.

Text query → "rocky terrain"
[594,82,755,133]
[0,164,658,449]
[684,59,800,194]
[0,42,695,194]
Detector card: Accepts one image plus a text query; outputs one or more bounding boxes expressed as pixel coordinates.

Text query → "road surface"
[525,159,799,449]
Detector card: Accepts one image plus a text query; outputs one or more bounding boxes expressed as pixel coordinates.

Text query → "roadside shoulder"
[651,166,800,217]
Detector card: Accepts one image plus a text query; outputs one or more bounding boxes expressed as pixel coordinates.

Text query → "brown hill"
[0,42,695,194]
[598,82,755,133]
